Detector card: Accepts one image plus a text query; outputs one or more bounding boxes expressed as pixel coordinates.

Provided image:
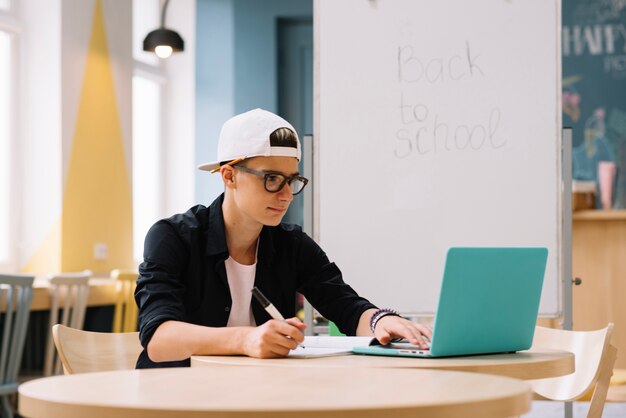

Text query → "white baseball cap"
[197,108,301,172]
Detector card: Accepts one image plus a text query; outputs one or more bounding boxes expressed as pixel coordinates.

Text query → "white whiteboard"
[315,0,562,316]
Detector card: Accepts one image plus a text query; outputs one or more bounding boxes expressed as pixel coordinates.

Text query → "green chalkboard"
[563,1,626,208]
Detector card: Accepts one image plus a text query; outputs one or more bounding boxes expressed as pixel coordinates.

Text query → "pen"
[251,286,305,348]
[210,157,245,173]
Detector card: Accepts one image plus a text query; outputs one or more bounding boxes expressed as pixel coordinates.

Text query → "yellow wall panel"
[62,0,133,272]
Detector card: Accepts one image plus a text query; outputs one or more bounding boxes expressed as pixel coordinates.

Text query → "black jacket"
[135,194,376,368]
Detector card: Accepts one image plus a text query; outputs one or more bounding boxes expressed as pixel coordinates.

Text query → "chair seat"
[576,368,626,402]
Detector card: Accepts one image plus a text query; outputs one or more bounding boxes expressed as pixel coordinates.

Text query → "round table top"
[19,366,530,418]
[191,348,574,380]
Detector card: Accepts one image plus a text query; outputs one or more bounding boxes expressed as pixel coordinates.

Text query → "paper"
[287,336,377,358]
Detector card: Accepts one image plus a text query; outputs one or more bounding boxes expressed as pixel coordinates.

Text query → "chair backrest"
[111,269,138,333]
[43,270,91,376]
[52,324,142,374]
[0,274,34,418]
[529,324,617,418]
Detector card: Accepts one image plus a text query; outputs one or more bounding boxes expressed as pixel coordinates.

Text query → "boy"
[135,108,431,368]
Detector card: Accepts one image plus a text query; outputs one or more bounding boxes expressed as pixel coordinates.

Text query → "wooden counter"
[0,277,117,312]
[572,209,626,368]
[28,278,117,311]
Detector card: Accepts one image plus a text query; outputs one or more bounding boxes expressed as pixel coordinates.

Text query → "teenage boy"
[135,108,431,368]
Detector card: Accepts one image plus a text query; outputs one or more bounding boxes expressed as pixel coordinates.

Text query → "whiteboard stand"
[562,128,573,418]
[302,134,316,336]
[562,128,573,332]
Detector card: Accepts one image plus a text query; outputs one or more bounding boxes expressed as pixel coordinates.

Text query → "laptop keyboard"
[388,340,431,350]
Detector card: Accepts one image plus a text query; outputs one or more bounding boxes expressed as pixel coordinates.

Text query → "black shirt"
[135,194,376,368]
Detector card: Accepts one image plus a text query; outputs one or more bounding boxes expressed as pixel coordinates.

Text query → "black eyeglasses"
[233,165,309,195]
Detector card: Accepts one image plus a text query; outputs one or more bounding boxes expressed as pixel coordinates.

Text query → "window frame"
[0,7,20,272]
[131,67,166,263]
[131,0,168,264]
[131,0,169,266]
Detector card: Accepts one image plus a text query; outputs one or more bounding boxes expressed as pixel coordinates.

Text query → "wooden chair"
[52,324,142,375]
[528,324,617,418]
[43,270,91,376]
[0,274,34,418]
[111,269,138,333]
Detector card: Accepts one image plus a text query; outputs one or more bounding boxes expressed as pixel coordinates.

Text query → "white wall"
[195,0,235,205]
[16,0,195,272]
[19,0,62,270]
[194,0,312,205]
[164,0,196,215]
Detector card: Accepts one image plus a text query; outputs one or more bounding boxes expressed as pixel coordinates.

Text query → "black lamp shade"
[143,28,185,53]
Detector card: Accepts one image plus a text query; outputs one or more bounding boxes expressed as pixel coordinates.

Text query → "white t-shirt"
[225,256,257,327]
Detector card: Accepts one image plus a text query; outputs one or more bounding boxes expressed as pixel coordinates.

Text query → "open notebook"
[289,336,378,358]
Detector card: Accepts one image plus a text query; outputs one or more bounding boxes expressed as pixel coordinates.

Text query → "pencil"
[210,157,245,173]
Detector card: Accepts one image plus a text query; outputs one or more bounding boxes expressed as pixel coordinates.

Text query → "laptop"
[353,247,548,358]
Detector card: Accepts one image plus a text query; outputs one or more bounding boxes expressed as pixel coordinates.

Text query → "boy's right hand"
[241,317,306,358]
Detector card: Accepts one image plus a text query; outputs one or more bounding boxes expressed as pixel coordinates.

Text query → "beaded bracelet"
[370,308,400,333]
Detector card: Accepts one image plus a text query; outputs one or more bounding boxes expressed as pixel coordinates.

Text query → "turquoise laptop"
[353,247,548,358]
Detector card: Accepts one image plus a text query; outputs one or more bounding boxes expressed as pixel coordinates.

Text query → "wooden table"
[192,347,574,380]
[19,366,531,418]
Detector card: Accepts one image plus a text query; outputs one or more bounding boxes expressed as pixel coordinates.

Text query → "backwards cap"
[197,108,301,172]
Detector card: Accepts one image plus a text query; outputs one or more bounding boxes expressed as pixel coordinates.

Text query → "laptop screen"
[428,247,548,357]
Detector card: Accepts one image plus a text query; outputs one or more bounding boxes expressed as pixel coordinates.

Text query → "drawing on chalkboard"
[564,0,626,208]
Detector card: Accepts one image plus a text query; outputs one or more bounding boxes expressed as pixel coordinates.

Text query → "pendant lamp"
[143,0,184,59]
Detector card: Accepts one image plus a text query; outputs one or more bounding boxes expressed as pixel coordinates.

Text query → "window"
[0,30,12,264]
[132,75,162,262]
